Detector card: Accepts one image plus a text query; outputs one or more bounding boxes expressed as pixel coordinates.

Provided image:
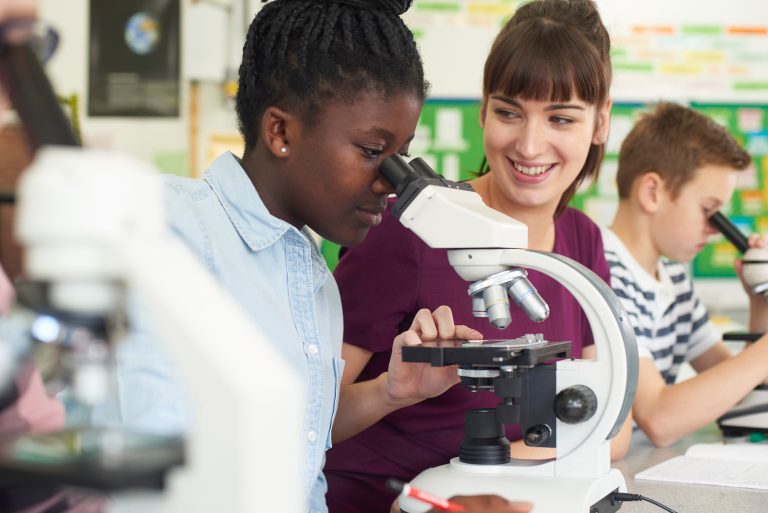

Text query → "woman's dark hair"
[479,0,612,217]
[236,0,428,151]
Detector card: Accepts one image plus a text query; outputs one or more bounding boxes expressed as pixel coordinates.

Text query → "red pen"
[386,478,467,512]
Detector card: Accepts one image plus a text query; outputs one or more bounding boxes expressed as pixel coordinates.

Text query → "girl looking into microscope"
[324,1,632,512]
[86,1,531,512]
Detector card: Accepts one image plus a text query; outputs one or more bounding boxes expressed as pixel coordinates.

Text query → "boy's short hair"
[616,102,751,199]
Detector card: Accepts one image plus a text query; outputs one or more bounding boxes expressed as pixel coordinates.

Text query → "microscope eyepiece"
[380,154,418,195]
[0,44,79,150]
[408,157,440,179]
[709,211,768,299]
[709,211,749,253]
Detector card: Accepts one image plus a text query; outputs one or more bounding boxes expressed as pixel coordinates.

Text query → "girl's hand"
[384,306,482,406]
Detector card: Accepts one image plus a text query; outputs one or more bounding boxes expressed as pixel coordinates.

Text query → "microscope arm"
[450,248,637,475]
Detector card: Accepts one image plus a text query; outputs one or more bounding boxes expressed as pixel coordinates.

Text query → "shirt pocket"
[325,356,345,450]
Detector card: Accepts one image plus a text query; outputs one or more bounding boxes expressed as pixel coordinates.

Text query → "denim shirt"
[92,152,344,513]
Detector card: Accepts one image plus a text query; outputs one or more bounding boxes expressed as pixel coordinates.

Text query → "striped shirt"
[602,228,719,384]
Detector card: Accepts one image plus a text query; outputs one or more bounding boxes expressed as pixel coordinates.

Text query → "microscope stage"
[402,338,571,367]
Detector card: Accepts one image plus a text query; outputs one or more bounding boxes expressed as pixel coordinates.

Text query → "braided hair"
[236,0,427,151]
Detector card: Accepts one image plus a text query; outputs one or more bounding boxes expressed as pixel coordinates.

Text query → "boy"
[603,101,768,447]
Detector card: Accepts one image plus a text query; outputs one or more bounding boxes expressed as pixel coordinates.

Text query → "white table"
[614,425,768,512]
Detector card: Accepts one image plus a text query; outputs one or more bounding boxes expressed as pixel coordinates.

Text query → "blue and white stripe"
[602,228,719,384]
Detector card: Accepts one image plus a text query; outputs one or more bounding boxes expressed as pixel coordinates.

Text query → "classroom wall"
[35,0,767,164]
[401,0,768,317]
[39,0,186,168]
[36,0,260,172]
[407,0,768,102]
[28,0,768,318]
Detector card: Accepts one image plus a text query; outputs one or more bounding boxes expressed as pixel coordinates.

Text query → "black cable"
[612,492,678,513]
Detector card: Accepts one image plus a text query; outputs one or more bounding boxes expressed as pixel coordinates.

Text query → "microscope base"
[399,458,626,513]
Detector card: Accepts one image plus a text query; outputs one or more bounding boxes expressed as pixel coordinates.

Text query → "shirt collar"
[203,152,292,251]
[203,153,330,288]
[602,227,670,291]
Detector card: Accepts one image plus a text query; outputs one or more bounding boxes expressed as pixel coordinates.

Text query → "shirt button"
[307,430,317,442]
[307,344,319,355]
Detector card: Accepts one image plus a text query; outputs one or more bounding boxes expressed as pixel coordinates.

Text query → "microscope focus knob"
[554,385,597,424]
[523,424,552,447]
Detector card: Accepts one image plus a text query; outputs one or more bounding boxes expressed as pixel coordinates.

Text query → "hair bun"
[332,0,413,16]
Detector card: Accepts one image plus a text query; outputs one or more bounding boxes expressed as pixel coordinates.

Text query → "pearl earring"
[280,147,287,154]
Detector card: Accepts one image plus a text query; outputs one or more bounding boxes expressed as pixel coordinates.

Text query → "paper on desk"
[635,442,768,490]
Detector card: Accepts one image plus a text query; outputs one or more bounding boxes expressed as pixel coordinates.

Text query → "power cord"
[611,492,678,513]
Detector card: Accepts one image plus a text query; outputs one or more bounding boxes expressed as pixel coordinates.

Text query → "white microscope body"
[8,147,304,513]
[381,155,639,513]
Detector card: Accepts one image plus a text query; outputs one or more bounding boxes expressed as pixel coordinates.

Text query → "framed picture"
[88,0,180,117]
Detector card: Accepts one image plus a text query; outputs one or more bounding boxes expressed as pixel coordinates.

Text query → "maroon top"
[324,202,610,513]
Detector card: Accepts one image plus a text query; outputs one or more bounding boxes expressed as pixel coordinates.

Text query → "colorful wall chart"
[609,24,768,101]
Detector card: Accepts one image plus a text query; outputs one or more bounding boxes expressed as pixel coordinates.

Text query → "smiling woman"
[478,93,606,220]
[475,0,611,224]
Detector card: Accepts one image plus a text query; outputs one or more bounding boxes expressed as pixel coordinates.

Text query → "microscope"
[380,155,639,513]
[708,211,768,437]
[0,43,305,512]
[708,211,768,299]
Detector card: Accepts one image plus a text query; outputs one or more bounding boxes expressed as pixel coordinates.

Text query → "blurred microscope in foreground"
[381,155,639,513]
[0,42,304,512]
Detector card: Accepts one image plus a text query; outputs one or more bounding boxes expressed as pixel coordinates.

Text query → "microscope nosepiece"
[468,269,549,330]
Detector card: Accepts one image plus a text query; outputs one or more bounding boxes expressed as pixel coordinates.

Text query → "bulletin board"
[608,24,768,103]
[402,3,768,101]
[410,100,486,181]
[572,103,768,279]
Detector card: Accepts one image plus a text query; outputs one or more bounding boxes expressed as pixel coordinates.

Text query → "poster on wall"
[88,0,180,117]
